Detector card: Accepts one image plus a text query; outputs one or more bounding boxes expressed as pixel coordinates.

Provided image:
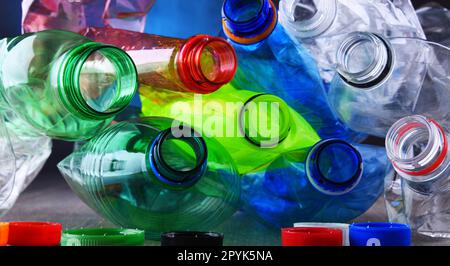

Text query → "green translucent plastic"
[58,117,240,239]
[141,83,320,174]
[0,30,137,140]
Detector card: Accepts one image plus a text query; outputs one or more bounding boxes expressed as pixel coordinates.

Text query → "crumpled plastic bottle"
[327,32,450,137]
[221,0,364,143]
[385,115,450,239]
[22,0,155,33]
[58,117,240,239]
[140,83,320,174]
[278,0,425,83]
[416,3,450,47]
[241,139,392,228]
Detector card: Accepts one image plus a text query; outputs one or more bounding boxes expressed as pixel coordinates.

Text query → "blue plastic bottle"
[221,0,364,142]
[241,139,393,228]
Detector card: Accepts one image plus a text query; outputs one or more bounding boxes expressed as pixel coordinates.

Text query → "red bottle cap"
[8,222,62,246]
[281,227,343,246]
[0,222,8,246]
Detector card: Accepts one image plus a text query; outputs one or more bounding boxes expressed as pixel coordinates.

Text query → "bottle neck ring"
[148,127,208,189]
[177,35,237,94]
[222,0,278,45]
[58,42,138,120]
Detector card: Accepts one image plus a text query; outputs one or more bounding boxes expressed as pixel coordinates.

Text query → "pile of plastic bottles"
[1,0,450,246]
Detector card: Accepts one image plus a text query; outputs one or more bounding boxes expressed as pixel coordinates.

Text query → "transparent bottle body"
[140,83,320,174]
[58,117,240,239]
[279,0,425,83]
[241,143,392,228]
[328,36,450,137]
[417,4,450,47]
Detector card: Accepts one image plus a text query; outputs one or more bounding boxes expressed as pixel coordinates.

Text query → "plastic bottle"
[327,32,450,137]
[385,115,450,239]
[58,117,240,239]
[140,84,320,174]
[278,0,425,83]
[221,0,363,142]
[416,3,450,47]
[0,30,138,140]
[80,27,237,95]
[22,0,155,33]
[241,139,392,228]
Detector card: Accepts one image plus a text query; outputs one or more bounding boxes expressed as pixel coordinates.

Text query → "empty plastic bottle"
[22,0,155,33]
[417,3,450,47]
[221,0,363,142]
[278,0,425,83]
[385,115,450,239]
[140,83,320,174]
[58,117,240,239]
[80,27,237,95]
[241,139,392,228]
[0,30,138,140]
[327,32,450,137]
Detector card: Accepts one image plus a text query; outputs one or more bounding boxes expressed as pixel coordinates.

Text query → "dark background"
[0,0,449,178]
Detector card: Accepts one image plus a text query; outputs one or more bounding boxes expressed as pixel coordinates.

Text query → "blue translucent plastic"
[222,0,365,142]
[241,140,392,228]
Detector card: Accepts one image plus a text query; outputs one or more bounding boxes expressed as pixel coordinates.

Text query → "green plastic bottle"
[0,30,138,140]
[141,84,320,174]
[58,117,240,239]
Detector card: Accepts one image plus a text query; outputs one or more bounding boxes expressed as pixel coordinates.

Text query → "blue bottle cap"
[349,222,412,246]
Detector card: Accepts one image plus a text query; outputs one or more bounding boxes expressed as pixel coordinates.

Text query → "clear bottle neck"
[279,0,337,39]
[336,32,393,89]
[386,115,449,183]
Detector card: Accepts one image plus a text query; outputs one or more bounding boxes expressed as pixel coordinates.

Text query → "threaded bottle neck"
[147,127,208,189]
[176,35,237,94]
[386,115,449,182]
[306,139,363,195]
[279,0,337,39]
[336,32,393,89]
[58,42,138,120]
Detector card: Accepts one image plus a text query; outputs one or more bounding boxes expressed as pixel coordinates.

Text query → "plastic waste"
[241,139,392,228]
[58,117,240,239]
[328,32,450,137]
[61,228,145,246]
[278,0,425,83]
[416,3,450,47]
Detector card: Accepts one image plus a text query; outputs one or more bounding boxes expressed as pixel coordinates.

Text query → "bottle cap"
[161,232,224,246]
[8,222,62,246]
[281,227,343,246]
[293,223,350,246]
[0,222,8,246]
[60,228,145,246]
[349,222,411,246]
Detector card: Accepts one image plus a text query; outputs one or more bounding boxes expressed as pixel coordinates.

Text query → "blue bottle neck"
[306,139,363,195]
[222,0,278,45]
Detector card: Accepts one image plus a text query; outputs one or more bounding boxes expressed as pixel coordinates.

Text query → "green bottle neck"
[57,42,138,120]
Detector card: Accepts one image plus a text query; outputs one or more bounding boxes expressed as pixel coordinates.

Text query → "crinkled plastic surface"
[22,0,155,33]
[417,4,450,47]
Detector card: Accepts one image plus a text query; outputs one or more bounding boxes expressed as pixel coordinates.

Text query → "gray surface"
[0,173,390,246]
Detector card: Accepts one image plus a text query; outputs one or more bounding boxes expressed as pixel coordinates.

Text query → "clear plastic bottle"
[416,4,450,47]
[221,0,363,142]
[0,30,138,140]
[278,0,425,83]
[327,32,450,137]
[58,117,240,239]
[385,115,450,239]
[241,139,392,228]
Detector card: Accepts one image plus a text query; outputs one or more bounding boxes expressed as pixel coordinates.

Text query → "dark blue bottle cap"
[306,139,363,195]
[222,0,278,44]
[161,231,224,246]
[349,222,412,246]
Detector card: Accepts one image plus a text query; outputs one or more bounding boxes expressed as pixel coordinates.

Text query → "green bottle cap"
[60,228,145,246]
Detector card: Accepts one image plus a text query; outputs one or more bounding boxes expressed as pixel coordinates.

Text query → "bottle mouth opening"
[222,0,278,44]
[148,126,208,189]
[61,43,138,119]
[177,35,237,94]
[336,32,393,89]
[306,139,363,195]
[386,115,448,177]
[238,94,292,148]
[279,0,337,38]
